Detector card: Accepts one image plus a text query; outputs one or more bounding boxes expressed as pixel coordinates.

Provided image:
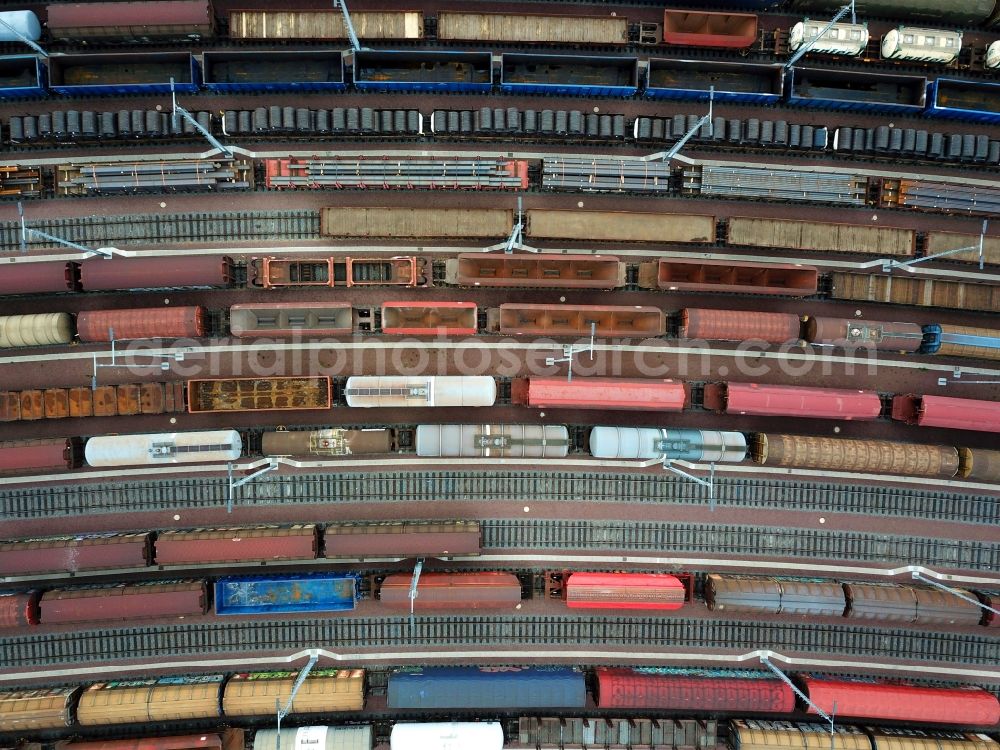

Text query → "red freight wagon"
[325,521,480,559]
[891,394,1000,433]
[0,592,40,628]
[76,306,206,342]
[800,677,1000,726]
[662,10,758,48]
[46,1,215,42]
[0,533,151,576]
[79,256,233,291]
[155,526,319,566]
[0,438,77,473]
[253,256,425,288]
[381,302,478,335]
[595,669,795,712]
[61,730,245,750]
[380,572,522,610]
[512,377,687,411]
[0,262,79,295]
[230,302,354,338]
[498,304,666,337]
[450,253,624,289]
[680,308,801,344]
[39,581,208,624]
[564,572,686,610]
[704,382,883,420]
[647,259,819,296]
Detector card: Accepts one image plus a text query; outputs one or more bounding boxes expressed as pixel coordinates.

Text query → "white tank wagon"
[0,313,73,348]
[390,722,504,750]
[0,11,41,42]
[881,26,962,64]
[344,376,496,408]
[84,430,243,467]
[589,427,747,462]
[416,424,570,458]
[789,20,868,56]
[253,726,373,750]
[987,40,1000,70]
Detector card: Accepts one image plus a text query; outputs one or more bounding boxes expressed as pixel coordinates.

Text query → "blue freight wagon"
[0,55,46,98]
[388,666,587,709]
[202,50,346,93]
[48,52,199,96]
[501,54,638,97]
[927,79,1000,125]
[786,67,927,114]
[354,50,492,93]
[215,573,358,615]
[646,59,782,104]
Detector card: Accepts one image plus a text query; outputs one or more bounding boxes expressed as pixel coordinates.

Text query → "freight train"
[3,558,998,630]
[0,667,997,735]
[4,409,1000,480]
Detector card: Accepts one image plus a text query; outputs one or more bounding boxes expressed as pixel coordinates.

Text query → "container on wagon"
[214,573,358,615]
[388,666,586,709]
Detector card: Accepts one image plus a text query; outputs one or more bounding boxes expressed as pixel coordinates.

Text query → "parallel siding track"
[2,472,996,528]
[1,614,995,669]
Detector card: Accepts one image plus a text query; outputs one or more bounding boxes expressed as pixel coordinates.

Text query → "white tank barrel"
[881,26,962,64]
[253,726,373,750]
[0,11,41,42]
[0,313,73,348]
[589,427,746,462]
[85,430,243,467]
[789,20,868,56]
[416,424,569,457]
[345,376,496,407]
[986,40,1000,70]
[390,722,503,750]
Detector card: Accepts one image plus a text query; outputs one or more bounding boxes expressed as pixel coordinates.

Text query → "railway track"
[0,210,319,251]
[1,612,995,669]
[3,471,996,529]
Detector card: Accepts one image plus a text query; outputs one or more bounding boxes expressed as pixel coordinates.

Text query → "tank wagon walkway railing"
[0,613,995,670]
[2,471,996,529]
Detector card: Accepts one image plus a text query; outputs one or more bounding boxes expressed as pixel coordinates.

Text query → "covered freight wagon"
[215,573,358,615]
[563,572,686,610]
[921,324,1000,361]
[380,572,522,610]
[706,574,845,616]
[732,720,870,750]
[324,520,480,559]
[512,377,687,412]
[0,438,78,474]
[79,255,233,291]
[76,306,206,341]
[223,671,364,715]
[39,580,208,624]
[77,676,223,726]
[787,0,995,26]
[595,669,794,712]
[155,525,318,566]
[891,394,1000,433]
[680,308,801,344]
[65,730,245,750]
[751,434,960,478]
[0,261,79,295]
[46,1,214,42]
[843,581,984,626]
[829,272,1000,312]
[0,532,151,576]
[704,382,882,420]
[0,687,78,732]
[388,666,586,709]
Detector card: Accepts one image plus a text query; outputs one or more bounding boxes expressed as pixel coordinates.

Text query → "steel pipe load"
[752,434,960,478]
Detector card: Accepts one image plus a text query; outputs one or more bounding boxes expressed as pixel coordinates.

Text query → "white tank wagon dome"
[85,430,243,467]
[881,26,962,64]
[0,11,41,43]
[390,722,504,750]
[987,40,1000,70]
[0,313,73,348]
[589,427,747,462]
[789,20,869,56]
[253,726,373,750]
[416,424,570,458]
[345,376,496,408]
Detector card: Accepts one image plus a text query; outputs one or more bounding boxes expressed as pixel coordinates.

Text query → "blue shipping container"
[354,50,492,93]
[927,79,1000,125]
[388,666,587,709]
[49,52,199,96]
[215,573,358,615]
[786,68,926,114]
[501,54,638,97]
[203,50,345,93]
[646,59,782,104]
[0,55,45,98]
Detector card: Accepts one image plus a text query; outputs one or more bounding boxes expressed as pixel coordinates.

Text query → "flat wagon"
[261,428,396,457]
[726,217,915,256]
[437,11,627,45]
[704,382,882,420]
[230,303,354,337]
[751,434,961,477]
[640,259,819,296]
[527,209,714,244]
[448,254,625,289]
[595,669,794,711]
[214,574,358,615]
[155,525,318,566]
[925,231,1000,265]
[252,256,426,288]
[76,677,223,726]
[39,581,208,624]
[680,308,801,343]
[498,304,664,337]
[379,572,522,610]
[228,10,423,40]
[416,424,570,458]
[381,302,477,335]
[512,377,687,411]
[0,532,151,576]
[321,206,511,239]
[324,520,480,559]
[187,376,333,413]
[223,671,364,715]
[829,272,1000,312]
[388,666,586,709]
